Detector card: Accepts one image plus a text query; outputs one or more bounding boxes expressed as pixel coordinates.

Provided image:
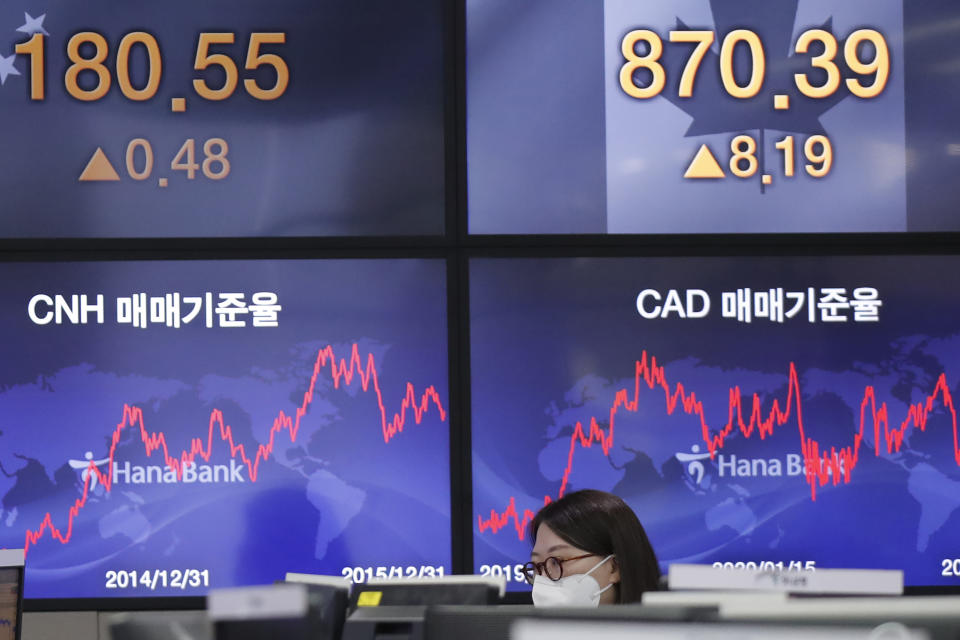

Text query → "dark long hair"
[529,489,660,603]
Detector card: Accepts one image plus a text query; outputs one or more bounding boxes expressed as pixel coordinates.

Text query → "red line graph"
[24,343,446,554]
[478,350,960,540]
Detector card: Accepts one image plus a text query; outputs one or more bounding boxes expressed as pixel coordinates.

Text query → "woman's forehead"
[531,523,582,556]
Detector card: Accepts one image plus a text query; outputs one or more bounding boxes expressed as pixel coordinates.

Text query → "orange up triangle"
[683,144,726,179]
[78,147,121,182]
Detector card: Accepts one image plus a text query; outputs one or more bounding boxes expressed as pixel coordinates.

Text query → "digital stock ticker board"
[467,0,960,233]
[471,257,960,590]
[3,0,960,606]
[0,260,451,598]
[0,0,446,237]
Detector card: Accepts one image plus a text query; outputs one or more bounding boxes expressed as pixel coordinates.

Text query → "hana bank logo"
[675,443,807,488]
[68,450,246,488]
[675,445,712,487]
[68,451,110,490]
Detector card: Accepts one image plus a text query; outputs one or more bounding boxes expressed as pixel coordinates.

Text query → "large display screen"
[0,0,445,237]
[0,259,451,598]
[467,0,960,233]
[471,257,960,589]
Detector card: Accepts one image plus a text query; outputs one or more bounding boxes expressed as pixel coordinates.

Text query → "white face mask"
[531,554,615,607]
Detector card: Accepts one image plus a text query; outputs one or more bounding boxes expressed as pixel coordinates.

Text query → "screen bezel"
[1,249,457,611]
[463,246,960,598]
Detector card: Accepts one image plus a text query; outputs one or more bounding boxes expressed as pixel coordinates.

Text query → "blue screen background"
[0,259,451,598]
[472,257,960,589]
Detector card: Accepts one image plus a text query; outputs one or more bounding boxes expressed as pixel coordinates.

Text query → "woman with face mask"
[521,489,660,607]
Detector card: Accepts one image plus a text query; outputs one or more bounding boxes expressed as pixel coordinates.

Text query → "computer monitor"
[348,576,505,609]
[642,590,788,608]
[285,572,352,589]
[424,605,538,640]
[341,576,506,640]
[667,564,903,595]
[0,258,451,601]
[0,550,23,640]
[720,595,960,620]
[466,1,960,234]
[209,582,349,640]
[718,596,960,640]
[283,574,351,640]
[513,618,933,640]
[424,604,721,640]
[471,255,960,592]
[107,612,211,640]
[341,607,430,640]
[0,0,447,238]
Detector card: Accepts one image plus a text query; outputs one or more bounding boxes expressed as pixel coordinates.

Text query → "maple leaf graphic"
[642,0,862,190]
